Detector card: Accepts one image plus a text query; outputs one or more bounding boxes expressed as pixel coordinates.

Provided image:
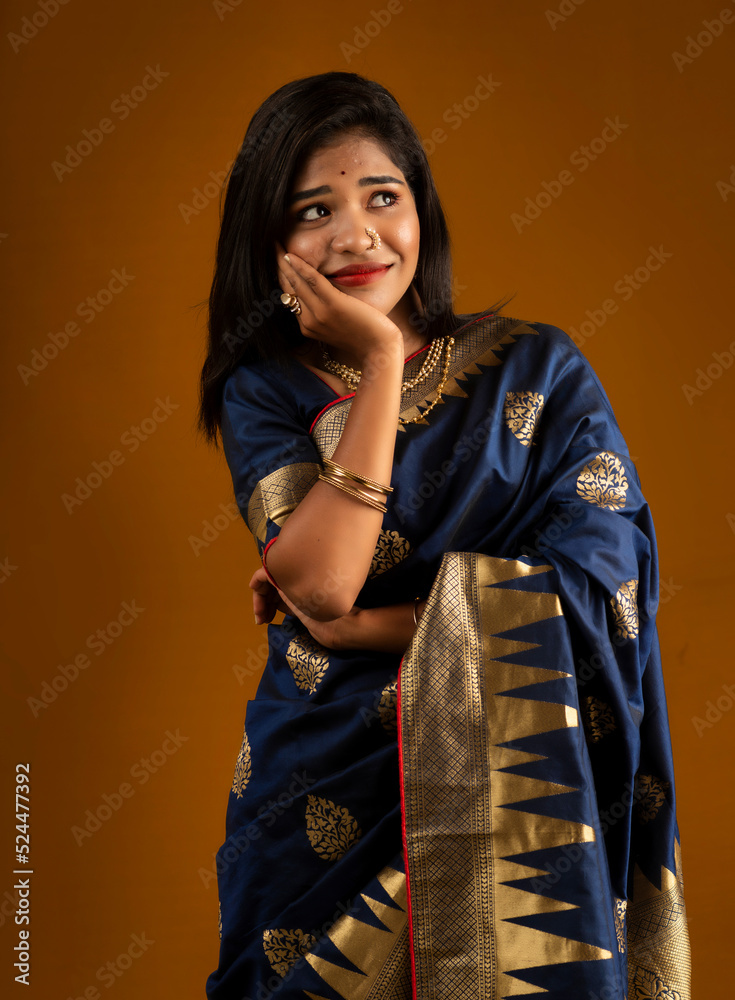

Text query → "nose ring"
[365,228,381,251]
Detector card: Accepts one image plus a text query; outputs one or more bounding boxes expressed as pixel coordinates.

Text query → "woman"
[198,72,690,1000]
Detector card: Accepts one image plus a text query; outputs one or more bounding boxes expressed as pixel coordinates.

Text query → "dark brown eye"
[298,203,330,222]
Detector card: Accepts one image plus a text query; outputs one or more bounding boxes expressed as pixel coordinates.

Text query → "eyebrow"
[288,175,405,205]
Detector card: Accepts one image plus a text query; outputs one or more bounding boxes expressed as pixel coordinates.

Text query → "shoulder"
[451,311,586,376]
[459,312,609,383]
[522,319,619,412]
[223,355,297,406]
[452,311,621,423]
[222,352,329,421]
[220,353,337,487]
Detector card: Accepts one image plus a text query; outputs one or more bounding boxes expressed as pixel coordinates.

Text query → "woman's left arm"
[250,566,424,654]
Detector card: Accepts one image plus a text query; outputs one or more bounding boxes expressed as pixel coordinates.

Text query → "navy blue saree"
[206,313,690,1000]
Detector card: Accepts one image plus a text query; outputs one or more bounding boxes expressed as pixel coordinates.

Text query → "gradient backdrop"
[2,0,733,996]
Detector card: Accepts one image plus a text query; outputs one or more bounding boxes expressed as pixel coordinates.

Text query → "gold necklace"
[321,336,455,425]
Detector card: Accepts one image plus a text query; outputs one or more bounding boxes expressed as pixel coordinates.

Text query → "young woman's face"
[280,134,421,332]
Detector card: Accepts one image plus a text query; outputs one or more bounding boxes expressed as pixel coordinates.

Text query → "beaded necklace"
[321,336,455,425]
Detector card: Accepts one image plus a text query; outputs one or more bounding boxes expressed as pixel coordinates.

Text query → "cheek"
[280,221,326,266]
[283,230,318,259]
[392,217,420,261]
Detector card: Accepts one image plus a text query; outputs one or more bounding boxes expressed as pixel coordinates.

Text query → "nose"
[329,209,375,254]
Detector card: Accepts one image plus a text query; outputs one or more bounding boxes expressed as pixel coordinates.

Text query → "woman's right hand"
[264,245,407,622]
[275,241,403,366]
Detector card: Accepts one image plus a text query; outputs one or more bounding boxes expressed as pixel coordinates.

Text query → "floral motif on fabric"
[614,897,627,954]
[611,579,640,639]
[262,928,318,977]
[305,794,362,861]
[379,679,398,733]
[286,635,329,695]
[634,773,671,824]
[576,451,629,510]
[583,696,617,743]
[503,390,545,446]
[369,529,412,578]
[231,726,252,799]
[632,968,682,1000]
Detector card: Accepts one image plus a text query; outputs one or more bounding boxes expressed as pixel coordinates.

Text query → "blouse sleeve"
[220,363,322,561]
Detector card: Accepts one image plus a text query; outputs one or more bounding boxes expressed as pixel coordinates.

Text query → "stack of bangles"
[318,457,393,514]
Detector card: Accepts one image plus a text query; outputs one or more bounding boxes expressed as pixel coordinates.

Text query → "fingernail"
[283,254,290,263]
[254,614,261,625]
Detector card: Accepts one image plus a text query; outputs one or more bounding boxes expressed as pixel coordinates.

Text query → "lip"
[327,262,393,276]
[327,263,393,287]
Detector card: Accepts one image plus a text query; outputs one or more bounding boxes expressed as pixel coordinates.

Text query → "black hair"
[197,71,514,446]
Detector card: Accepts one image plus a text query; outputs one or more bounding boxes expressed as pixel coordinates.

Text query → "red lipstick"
[327,263,393,287]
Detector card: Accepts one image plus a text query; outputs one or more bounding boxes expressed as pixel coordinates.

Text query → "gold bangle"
[318,471,387,513]
[322,457,393,495]
[318,472,387,512]
[412,596,422,626]
[320,465,387,502]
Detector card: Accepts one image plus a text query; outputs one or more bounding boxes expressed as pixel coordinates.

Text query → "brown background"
[1,0,732,995]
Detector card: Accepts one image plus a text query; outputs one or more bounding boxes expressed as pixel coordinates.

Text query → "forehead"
[293,135,401,182]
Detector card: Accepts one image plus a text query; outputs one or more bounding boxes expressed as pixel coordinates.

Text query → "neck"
[331,287,430,369]
[326,328,428,371]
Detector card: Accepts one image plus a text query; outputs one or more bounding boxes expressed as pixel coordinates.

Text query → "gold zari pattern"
[503,390,545,446]
[369,529,412,578]
[632,969,682,1000]
[627,840,690,999]
[611,578,640,638]
[247,461,320,544]
[378,678,398,732]
[614,897,627,953]
[576,451,629,510]
[262,928,317,977]
[231,727,252,799]
[311,316,539,447]
[400,552,611,997]
[286,635,329,695]
[305,795,361,862]
[303,865,411,999]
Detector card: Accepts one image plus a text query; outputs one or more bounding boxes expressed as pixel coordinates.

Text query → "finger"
[276,262,299,297]
[253,591,279,625]
[252,591,269,624]
[249,565,274,589]
[279,252,327,305]
[249,566,268,587]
